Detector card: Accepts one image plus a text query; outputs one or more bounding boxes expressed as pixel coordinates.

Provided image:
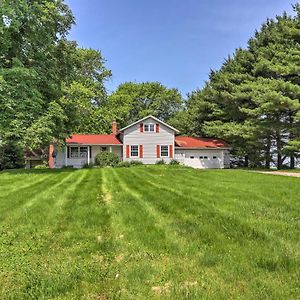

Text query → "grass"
[0,166,299,299]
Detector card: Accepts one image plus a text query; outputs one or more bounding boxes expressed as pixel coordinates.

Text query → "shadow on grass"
[0,168,79,176]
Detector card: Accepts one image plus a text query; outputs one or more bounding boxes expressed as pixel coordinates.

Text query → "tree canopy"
[0,0,111,168]
[176,5,300,168]
[1,1,300,169]
[104,81,183,129]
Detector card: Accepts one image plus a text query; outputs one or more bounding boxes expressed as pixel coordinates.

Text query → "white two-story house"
[48,115,230,169]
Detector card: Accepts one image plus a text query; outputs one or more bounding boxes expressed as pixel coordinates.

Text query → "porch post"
[87,146,90,165]
[109,146,112,152]
[65,146,68,166]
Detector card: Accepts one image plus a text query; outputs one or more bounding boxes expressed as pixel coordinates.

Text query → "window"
[144,124,155,132]
[131,145,139,157]
[199,156,204,159]
[80,147,88,158]
[190,156,195,159]
[161,145,169,157]
[69,146,89,158]
[101,146,107,151]
[213,156,217,159]
[204,156,208,159]
[70,147,79,158]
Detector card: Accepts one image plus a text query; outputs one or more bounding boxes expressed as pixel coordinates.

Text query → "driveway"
[259,171,300,178]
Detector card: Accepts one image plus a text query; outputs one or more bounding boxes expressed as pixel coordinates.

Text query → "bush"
[82,163,94,169]
[62,165,74,169]
[156,159,166,165]
[0,139,24,170]
[117,161,131,168]
[34,164,48,169]
[169,159,180,165]
[129,160,143,166]
[95,151,119,167]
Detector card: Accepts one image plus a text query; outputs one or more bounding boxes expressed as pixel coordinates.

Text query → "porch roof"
[66,134,122,145]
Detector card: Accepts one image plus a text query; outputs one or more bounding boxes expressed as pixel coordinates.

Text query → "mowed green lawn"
[0,167,299,299]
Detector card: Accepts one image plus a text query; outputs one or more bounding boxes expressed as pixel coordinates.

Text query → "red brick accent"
[112,121,118,135]
[49,144,54,169]
[126,145,130,158]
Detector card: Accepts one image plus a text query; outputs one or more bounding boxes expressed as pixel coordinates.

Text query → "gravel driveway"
[259,171,300,178]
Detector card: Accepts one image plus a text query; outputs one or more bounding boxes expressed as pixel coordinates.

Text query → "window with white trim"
[70,147,79,158]
[70,146,89,158]
[131,145,139,157]
[160,145,169,157]
[144,124,155,132]
[79,147,88,158]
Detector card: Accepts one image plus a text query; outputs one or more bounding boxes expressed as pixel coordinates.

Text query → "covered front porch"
[54,144,122,168]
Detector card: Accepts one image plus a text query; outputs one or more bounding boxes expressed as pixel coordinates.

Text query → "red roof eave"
[66,134,122,145]
[175,136,230,149]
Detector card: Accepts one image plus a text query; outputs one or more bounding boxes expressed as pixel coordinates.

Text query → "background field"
[0,166,299,299]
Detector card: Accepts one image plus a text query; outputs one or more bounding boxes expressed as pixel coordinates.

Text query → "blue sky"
[65,0,297,96]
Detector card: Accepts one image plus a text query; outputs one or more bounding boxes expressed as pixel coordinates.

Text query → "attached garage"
[174,136,230,169]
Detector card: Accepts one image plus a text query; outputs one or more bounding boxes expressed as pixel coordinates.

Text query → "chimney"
[112,121,118,135]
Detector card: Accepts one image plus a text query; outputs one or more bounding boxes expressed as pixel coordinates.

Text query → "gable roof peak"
[119,115,179,133]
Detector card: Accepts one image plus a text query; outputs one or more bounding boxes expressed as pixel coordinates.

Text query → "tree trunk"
[290,156,295,169]
[265,136,271,169]
[276,132,282,170]
[244,155,249,168]
[289,113,295,170]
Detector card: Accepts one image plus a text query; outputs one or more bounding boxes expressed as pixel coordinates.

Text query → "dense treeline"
[0,1,299,169]
[172,5,300,168]
[0,0,183,169]
[0,0,112,168]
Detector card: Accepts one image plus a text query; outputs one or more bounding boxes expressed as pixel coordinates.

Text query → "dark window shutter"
[140,123,144,132]
[89,146,92,158]
[67,146,70,158]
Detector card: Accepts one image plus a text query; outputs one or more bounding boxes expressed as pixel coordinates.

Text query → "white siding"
[54,145,122,168]
[123,117,175,164]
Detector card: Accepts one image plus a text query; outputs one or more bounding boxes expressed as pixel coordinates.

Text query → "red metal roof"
[66,134,122,145]
[175,136,229,149]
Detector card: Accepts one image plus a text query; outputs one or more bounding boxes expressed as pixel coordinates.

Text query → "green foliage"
[61,165,74,169]
[117,161,131,168]
[116,161,143,168]
[34,164,48,170]
[155,159,166,165]
[82,163,94,169]
[94,152,119,167]
[169,159,180,165]
[129,160,143,166]
[0,138,24,170]
[178,6,300,169]
[105,82,183,128]
[0,0,111,159]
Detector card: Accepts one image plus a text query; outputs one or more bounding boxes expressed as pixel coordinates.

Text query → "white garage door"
[184,153,222,169]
